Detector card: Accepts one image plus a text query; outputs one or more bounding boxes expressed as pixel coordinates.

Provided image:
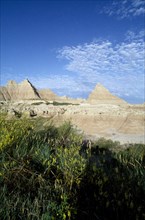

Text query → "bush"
[31,102,44,105]
[46,101,79,106]
[0,114,145,220]
[0,116,85,219]
[0,115,34,151]
[94,137,120,150]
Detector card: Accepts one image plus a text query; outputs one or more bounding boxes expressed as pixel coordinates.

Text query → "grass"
[46,101,79,106]
[0,114,145,220]
[31,102,44,105]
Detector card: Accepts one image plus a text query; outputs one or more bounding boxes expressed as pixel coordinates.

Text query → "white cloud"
[102,0,145,18]
[58,31,145,103]
[3,31,144,103]
[125,30,144,41]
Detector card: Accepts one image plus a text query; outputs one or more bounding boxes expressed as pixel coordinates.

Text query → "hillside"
[0,79,144,144]
[0,80,40,101]
[88,83,127,104]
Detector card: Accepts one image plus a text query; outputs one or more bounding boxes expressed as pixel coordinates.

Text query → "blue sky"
[1,0,145,103]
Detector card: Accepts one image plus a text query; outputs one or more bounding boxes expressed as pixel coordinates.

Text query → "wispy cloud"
[2,31,144,103]
[102,0,145,18]
[125,30,145,41]
[57,31,145,103]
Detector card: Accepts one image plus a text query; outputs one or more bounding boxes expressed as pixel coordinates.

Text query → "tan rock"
[0,86,11,101]
[18,79,41,100]
[39,89,59,100]
[88,83,127,104]
[0,79,40,101]
[0,99,144,143]
[6,80,18,100]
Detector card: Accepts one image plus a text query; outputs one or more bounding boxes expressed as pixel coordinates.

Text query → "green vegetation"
[46,101,79,106]
[31,102,44,105]
[0,114,145,220]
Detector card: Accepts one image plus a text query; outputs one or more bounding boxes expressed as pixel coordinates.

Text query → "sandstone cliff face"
[18,79,41,100]
[88,83,126,104]
[0,79,127,105]
[0,80,40,101]
[6,80,19,100]
[39,89,59,100]
[0,87,11,101]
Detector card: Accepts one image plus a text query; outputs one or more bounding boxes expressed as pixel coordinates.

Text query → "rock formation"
[6,80,19,100]
[0,80,144,144]
[18,79,41,100]
[39,89,59,100]
[0,79,127,105]
[0,79,41,101]
[0,79,86,103]
[88,83,127,104]
[0,86,11,101]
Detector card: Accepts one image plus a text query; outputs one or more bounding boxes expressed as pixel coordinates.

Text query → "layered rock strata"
[88,83,127,104]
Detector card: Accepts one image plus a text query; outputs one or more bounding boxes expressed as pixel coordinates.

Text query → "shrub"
[0,116,85,219]
[31,102,44,105]
[46,101,79,106]
[94,137,120,149]
[0,115,34,152]
[0,115,145,220]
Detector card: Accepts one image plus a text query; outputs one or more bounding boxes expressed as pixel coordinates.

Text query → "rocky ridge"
[0,79,84,103]
[0,80,41,101]
[0,79,127,105]
[0,79,144,144]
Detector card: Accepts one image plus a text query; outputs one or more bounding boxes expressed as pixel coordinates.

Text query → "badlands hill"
[0,79,127,104]
[0,80,40,101]
[0,79,59,101]
[39,89,59,100]
[0,79,144,144]
[88,83,126,104]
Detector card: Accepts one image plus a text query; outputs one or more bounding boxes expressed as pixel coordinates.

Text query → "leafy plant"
[0,114,145,220]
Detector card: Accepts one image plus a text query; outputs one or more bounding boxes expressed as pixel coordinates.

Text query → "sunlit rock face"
[87,83,127,105]
[0,79,41,101]
[39,89,59,101]
[0,86,11,101]
[0,80,127,105]
[0,80,144,144]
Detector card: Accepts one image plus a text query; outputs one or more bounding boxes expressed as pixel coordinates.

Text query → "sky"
[0,0,145,103]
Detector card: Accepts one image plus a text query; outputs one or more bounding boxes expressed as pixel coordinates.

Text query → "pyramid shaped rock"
[0,79,41,101]
[18,79,41,100]
[88,83,126,104]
